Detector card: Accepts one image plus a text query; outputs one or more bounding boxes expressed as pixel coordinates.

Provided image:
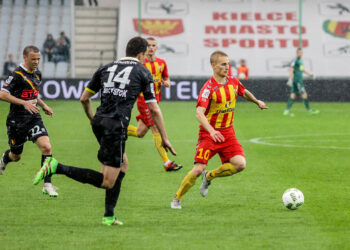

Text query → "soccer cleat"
[171,198,182,209]
[283,110,295,117]
[200,170,211,197]
[308,109,320,115]
[102,216,123,226]
[33,157,58,185]
[164,161,183,172]
[0,152,8,175]
[42,183,59,197]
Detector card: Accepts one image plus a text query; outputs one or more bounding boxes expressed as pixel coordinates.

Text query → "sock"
[206,163,238,181]
[153,133,169,163]
[302,98,310,111]
[42,154,52,183]
[175,170,197,199]
[104,171,125,217]
[127,125,138,137]
[56,163,104,188]
[286,98,294,111]
[3,150,11,164]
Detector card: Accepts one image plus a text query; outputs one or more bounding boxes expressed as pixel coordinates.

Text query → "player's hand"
[210,130,225,143]
[257,100,269,110]
[23,101,40,114]
[161,138,177,156]
[43,105,54,117]
[162,79,171,88]
[286,79,292,87]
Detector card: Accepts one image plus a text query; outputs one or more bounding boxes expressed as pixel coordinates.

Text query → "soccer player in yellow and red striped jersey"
[128,37,182,172]
[171,50,268,209]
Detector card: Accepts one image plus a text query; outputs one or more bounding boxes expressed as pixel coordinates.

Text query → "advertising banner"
[117,0,350,77]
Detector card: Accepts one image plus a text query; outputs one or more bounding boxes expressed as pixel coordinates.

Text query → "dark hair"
[126,37,148,57]
[297,47,302,51]
[23,45,40,56]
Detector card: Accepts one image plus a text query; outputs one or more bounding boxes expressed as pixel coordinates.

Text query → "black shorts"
[6,115,49,155]
[91,116,127,168]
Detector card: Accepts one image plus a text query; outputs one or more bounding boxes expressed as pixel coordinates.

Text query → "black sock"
[56,163,104,188]
[104,171,126,217]
[3,150,11,164]
[42,155,52,183]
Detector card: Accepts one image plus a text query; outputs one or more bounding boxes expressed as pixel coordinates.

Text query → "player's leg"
[171,163,206,209]
[284,91,296,116]
[128,100,150,138]
[171,138,213,208]
[35,135,59,197]
[0,122,26,174]
[102,154,128,226]
[150,125,182,171]
[301,92,319,114]
[200,136,245,197]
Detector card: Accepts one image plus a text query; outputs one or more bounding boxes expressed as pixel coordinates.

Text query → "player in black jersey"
[0,46,58,197]
[33,37,177,226]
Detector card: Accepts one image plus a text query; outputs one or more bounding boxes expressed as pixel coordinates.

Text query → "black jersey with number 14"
[86,57,156,126]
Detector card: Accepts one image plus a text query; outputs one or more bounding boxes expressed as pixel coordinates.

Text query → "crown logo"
[133,19,184,37]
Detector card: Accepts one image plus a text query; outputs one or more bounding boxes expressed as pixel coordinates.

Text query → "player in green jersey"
[284,48,319,116]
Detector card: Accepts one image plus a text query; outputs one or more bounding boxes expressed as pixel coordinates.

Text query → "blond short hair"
[210,50,228,64]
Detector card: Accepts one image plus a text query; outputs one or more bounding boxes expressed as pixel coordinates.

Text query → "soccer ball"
[282,188,304,210]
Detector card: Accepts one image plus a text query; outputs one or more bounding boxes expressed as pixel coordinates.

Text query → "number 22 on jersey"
[103,65,133,89]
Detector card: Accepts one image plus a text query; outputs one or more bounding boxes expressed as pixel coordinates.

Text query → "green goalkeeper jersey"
[290,58,304,83]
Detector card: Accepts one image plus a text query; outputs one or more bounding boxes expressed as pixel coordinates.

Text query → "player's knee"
[11,154,21,162]
[40,144,52,155]
[137,130,146,138]
[193,164,205,177]
[234,161,246,172]
[103,178,116,189]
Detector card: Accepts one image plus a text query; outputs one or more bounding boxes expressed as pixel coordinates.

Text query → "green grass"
[0,100,349,250]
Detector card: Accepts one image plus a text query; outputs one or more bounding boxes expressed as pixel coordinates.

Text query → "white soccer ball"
[238,72,246,79]
[282,188,304,210]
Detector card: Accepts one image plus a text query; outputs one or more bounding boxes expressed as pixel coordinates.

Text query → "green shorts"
[291,81,306,94]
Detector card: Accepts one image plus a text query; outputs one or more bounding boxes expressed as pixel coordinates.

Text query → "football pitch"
[0,100,349,250]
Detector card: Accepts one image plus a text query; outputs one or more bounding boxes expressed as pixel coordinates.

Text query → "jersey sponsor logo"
[21,89,39,99]
[216,107,235,114]
[133,18,184,37]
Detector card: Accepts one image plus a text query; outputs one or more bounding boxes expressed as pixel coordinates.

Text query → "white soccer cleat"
[171,198,182,209]
[42,183,59,197]
[200,170,211,197]
[0,152,8,175]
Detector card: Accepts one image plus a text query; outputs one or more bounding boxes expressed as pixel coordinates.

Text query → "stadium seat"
[43,62,55,77]
[2,0,13,7]
[27,0,38,6]
[55,62,68,78]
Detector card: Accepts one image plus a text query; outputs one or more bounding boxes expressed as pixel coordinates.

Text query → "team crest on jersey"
[133,18,184,37]
[202,88,210,99]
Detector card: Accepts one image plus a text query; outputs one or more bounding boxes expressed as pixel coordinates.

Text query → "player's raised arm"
[242,89,269,110]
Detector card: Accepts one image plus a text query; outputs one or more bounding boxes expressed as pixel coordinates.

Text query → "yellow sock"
[175,170,197,199]
[153,133,169,163]
[206,163,237,181]
[127,125,137,137]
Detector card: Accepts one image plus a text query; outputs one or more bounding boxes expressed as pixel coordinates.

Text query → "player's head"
[146,37,158,58]
[126,36,148,63]
[240,59,246,66]
[210,50,230,78]
[8,54,13,61]
[23,45,40,72]
[296,48,303,58]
